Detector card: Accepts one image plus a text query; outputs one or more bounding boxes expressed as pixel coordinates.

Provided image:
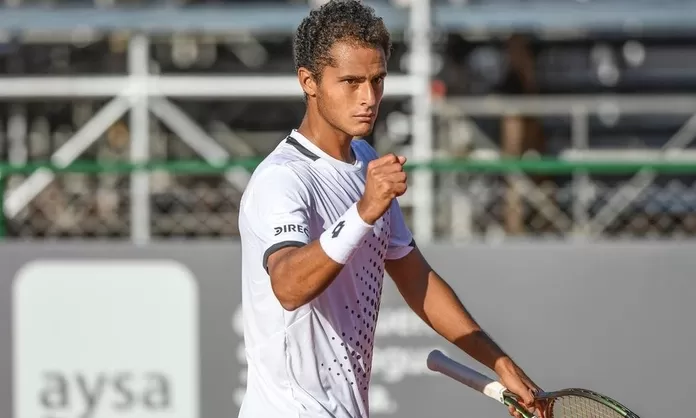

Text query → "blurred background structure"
[2,0,696,244]
[3,3,696,418]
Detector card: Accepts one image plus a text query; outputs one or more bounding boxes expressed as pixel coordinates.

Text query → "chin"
[348,123,374,138]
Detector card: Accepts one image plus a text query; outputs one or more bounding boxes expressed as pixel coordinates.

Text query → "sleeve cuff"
[262,240,307,273]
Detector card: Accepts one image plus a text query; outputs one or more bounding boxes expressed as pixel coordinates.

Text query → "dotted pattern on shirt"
[325,210,391,398]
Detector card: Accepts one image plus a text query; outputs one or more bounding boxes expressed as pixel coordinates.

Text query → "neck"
[297,106,354,163]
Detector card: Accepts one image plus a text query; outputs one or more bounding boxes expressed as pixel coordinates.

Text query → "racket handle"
[427,350,507,404]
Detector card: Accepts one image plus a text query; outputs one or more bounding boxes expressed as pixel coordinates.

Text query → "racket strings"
[552,395,624,418]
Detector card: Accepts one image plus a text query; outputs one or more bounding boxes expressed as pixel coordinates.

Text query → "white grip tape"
[319,202,374,265]
[483,381,507,404]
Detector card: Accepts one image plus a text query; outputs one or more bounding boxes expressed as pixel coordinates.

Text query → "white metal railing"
[0,2,435,243]
[3,1,696,242]
[436,95,696,239]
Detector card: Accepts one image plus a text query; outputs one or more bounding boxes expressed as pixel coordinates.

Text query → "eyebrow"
[338,72,387,81]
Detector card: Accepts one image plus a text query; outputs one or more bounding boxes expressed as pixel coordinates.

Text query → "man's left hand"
[495,358,546,418]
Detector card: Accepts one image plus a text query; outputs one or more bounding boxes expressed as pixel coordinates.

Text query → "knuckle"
[384,153,397,162]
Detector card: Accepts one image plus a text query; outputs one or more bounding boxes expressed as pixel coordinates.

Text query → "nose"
[360,82,377,108]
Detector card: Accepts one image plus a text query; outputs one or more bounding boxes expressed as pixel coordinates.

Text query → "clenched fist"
[357,153,408,225]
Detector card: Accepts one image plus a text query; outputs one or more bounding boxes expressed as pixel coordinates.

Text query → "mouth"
[354,114,375,123]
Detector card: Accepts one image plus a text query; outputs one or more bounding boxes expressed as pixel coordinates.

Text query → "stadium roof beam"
[0,3,695,34]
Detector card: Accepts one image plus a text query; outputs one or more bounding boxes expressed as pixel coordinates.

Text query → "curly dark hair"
[293,0,392,81]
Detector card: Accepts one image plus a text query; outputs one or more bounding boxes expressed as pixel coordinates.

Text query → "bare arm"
[385,248,513,373]
[264,153,408,311]
[385,246,543,414]
[266,242,344,311]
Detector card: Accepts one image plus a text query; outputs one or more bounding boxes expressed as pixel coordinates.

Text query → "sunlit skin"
[296,40,386,163]
[286,37,547,418]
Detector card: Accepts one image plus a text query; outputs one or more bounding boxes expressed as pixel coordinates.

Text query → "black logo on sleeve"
[274,224,310,237]
[331,221,345,238]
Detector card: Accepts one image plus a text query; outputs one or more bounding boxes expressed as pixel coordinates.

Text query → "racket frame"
[426,349,640,418]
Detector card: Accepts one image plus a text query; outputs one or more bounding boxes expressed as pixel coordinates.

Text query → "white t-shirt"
[237,130,415,418]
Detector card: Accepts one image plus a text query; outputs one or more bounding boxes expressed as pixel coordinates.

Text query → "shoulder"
[248,136,318,191]
[241,138,315,208]
[246,158,312,203]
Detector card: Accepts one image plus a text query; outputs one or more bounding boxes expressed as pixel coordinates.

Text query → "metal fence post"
[0,171,5,240]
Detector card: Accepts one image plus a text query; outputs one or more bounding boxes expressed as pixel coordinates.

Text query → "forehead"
[325,41,386,75]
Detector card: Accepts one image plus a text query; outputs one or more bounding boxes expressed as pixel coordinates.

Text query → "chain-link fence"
[4,173,244,239]
[436,172,696,240]
[3,159,696,240]
[0,160,255,239]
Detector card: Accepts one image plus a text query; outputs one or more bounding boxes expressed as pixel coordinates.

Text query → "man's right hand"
[357,153,408,225]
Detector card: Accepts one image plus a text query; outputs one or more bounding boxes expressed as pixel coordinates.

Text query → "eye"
[344,79,359,85]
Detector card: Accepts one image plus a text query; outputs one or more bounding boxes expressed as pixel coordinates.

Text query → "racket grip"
[427,350,507,404]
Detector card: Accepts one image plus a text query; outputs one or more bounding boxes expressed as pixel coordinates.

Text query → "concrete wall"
[1,241,691,418]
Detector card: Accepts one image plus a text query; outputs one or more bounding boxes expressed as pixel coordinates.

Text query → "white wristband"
[320,202,374,265]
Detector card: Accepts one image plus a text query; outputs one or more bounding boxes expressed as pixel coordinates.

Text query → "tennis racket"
[426,350,640,418]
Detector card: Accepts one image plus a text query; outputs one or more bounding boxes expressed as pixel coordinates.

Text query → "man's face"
[314,41,387,138]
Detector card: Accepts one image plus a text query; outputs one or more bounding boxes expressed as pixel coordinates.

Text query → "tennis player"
[237,1,543,417]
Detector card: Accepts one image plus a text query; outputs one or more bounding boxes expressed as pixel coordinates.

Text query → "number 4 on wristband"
[319,203,374,265]
[331,221,345,238]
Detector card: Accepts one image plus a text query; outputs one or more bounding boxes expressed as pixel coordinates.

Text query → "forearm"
[418,274,513,373]
[268,202,374,311]
[269,241,344,310]
[389,250,525,381]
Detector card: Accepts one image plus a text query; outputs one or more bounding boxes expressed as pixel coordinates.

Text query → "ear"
[298,67,318,98]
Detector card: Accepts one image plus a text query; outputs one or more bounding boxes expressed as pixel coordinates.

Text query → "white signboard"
[13,259,200,418]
